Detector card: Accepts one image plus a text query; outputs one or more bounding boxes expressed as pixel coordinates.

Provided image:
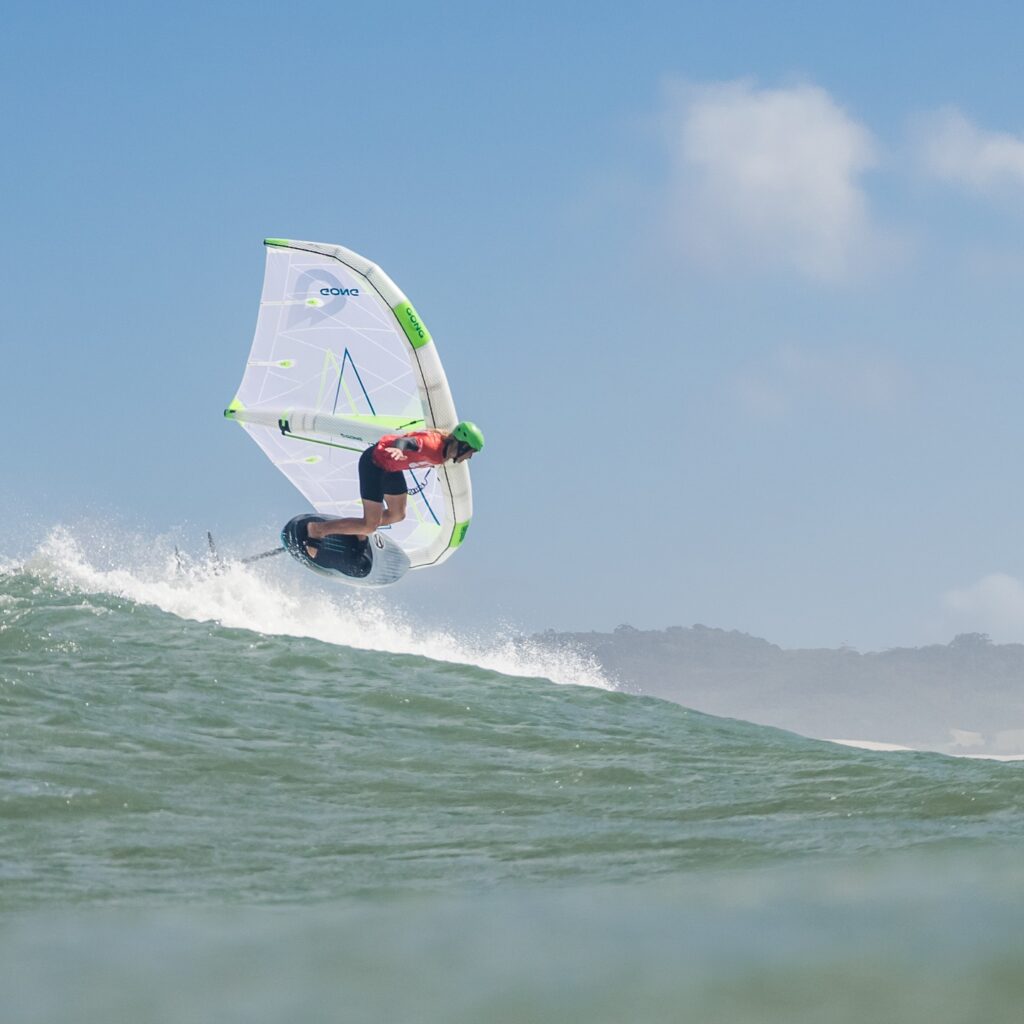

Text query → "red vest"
[372,430,448,472]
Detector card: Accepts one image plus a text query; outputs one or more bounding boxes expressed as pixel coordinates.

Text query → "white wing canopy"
[226,239,473,569]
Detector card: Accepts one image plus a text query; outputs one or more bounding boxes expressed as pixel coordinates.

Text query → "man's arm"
[382,436,423,462]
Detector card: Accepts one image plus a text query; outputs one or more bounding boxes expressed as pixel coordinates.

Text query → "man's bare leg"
[380,492,408,527]
[306,500,384,556]
[305,494,407,557]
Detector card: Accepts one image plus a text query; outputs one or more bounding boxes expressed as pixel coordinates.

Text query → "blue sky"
[4,0,1024,649]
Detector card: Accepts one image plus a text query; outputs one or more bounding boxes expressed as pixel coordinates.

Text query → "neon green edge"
[345,414,426,431]
[449,520,470,549]
[394,301,432,349]
[264,238,291,247]
[224,398,244,419]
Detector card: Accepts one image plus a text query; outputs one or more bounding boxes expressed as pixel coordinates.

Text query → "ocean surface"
[3,529,1024,1023]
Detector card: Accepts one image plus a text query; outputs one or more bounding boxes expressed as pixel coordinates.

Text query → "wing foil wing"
[226,240,473,568]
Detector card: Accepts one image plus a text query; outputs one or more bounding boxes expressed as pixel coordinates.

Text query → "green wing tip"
[450,521,471,549]
[224,398,244,418]
[264,238,291,247]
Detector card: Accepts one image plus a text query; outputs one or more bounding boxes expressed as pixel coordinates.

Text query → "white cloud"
[734,344,907,418]
[918,107,1024,193]
[661,79,884,281]
[944,573,1024,640]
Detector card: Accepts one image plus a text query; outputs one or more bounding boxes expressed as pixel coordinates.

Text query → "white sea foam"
[24,525,615,692]
[827,739,915,752]
[827,738,1024,761]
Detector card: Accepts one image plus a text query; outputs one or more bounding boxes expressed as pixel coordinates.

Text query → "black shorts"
[358,446,407,504]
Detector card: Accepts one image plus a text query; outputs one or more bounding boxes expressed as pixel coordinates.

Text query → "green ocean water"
[3,538,1024,1022]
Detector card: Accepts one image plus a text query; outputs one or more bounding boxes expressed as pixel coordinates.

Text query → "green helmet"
[451,421,485,452]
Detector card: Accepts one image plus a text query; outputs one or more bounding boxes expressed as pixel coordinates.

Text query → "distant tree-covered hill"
[534,625,1024,755]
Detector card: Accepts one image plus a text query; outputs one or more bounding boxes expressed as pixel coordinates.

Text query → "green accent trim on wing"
[224,398,244,419]
[394,301,432,350]
[264,238,291,247]
[345,414,426,431]
[278,432,366,455]
[449,520,470,549]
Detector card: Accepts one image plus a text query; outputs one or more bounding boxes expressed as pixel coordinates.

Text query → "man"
[306,421,484,549]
